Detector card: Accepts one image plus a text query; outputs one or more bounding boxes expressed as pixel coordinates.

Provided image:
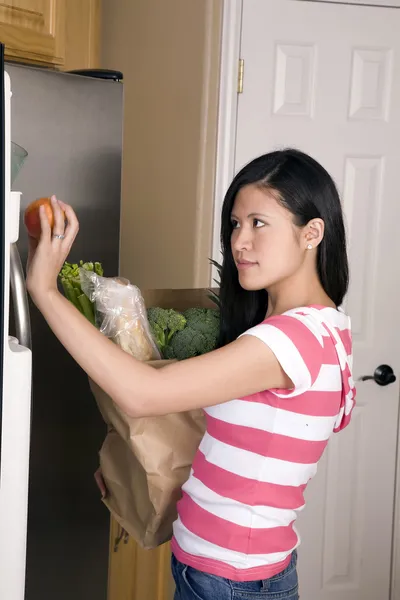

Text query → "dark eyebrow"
[230,212,272,219]
[248,213,271,219]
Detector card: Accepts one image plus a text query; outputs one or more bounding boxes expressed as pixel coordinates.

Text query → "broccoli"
[164,308,220,360]
[183,308,220,336]
[164,327,214,360]
[147,307,186,355]
[147,306,220,360]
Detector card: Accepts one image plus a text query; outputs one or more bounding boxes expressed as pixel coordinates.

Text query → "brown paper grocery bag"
[89,367,206,550]
[89,288,216,549]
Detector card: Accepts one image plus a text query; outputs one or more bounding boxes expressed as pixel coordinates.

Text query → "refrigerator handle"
[10,242,32,350]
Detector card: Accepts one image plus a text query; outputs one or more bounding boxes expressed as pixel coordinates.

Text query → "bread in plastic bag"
[79,270,160,362]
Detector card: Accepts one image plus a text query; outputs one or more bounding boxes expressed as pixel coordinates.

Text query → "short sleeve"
[240,312,324,397]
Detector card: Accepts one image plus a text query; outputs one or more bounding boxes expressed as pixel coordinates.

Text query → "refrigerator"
[0,47,124,600]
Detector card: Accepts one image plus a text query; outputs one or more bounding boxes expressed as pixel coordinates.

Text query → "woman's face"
[230,184,309,292]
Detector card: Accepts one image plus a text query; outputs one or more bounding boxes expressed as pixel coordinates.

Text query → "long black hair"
[218,148,349,346]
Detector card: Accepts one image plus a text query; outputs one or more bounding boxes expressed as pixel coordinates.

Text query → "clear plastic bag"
[79,270,161,362]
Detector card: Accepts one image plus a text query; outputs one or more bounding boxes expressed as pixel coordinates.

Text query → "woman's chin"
[238,273,266,292]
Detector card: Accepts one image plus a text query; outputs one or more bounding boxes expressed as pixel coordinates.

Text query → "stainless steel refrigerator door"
[6,63,123,600]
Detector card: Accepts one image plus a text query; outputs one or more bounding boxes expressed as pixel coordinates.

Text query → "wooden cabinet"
[108,517,174,600]
[0,0,65,66]
[0,0,100,70]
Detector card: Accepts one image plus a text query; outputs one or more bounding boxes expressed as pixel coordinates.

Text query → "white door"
[0,71,32,600]
[215,1,400,598]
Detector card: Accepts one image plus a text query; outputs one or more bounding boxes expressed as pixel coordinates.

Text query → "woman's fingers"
[60,201,80,246]
[28,235,38,253]
[50,196,79,250]
[39,204,52,242]
[57,199,68,212]
[94,468,107,498]
[51,195,65,237]
[25,196,79,302]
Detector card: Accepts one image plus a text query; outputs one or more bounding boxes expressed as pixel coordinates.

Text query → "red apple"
[24,197,63,239]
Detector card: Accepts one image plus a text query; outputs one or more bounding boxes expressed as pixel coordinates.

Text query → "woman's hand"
[26,195,79,306]
[94,467,107,499]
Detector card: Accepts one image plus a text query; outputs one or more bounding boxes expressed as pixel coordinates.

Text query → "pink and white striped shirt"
[171,305,355,581]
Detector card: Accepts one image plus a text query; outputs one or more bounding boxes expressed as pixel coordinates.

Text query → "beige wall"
[101,0,223,289]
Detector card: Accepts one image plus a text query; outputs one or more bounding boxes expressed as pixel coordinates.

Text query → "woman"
[27,149,355,600]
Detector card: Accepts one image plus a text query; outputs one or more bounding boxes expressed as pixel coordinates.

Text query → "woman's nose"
[232,227,252,252]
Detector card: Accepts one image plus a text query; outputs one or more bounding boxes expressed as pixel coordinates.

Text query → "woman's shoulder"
[240,304,353,397]
[261,305,352,337]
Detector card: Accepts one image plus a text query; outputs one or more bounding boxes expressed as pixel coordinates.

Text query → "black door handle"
[360,364,396,386]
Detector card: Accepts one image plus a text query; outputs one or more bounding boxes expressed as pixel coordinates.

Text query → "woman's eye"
[231,219,239,229]
[254,219,265,228]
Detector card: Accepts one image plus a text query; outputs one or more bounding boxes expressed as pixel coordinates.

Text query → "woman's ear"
[303,218,324,251]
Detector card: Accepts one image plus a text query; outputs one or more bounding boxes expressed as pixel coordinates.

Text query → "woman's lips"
[236,260,257,270]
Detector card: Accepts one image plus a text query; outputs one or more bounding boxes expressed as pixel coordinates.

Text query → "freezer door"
[0,53,33,600]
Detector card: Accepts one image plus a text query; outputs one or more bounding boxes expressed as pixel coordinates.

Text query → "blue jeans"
[172,551,299,600]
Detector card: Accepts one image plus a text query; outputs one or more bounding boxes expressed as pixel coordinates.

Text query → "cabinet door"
[108,517,175,600]
[0,0,65,66]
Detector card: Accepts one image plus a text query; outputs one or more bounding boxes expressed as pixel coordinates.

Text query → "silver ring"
[53,233,65,240]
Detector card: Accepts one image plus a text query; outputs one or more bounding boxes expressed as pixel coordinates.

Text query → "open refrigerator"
[0,42,124,599]
[0,43,32,600]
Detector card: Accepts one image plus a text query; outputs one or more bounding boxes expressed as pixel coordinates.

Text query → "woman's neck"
[265,271,335,317]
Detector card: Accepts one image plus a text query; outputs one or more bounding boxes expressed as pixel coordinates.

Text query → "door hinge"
[238,58,244,94]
